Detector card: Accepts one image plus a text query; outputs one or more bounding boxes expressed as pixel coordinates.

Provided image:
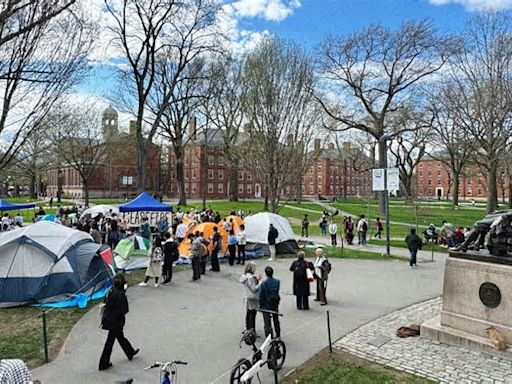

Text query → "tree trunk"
[509,173,512,209]
[452,171,460,208]
[342,159,348,200]
[487,163,498,213]
[175,146,187,206]
[57,169,62,203]
[229,164,238,202]
[378,139,387,216]
[263,190,269,211]
[136,142,147,193]
[83,179,90,207]
[29,174,36,199]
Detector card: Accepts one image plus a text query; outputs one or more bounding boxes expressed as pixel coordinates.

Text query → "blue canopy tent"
[119,192,172,212]
[0,199,36,211]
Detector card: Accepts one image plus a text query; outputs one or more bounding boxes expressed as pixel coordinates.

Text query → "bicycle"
[145,360,188,384]
[229,310,286,384]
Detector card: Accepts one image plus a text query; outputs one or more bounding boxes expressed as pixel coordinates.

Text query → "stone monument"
[422,211,512,358]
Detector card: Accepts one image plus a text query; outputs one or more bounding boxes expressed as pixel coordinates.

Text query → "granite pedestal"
[421,250,512,358]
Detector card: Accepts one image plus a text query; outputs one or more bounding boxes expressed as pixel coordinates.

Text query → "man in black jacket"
[405,228,422,268]
[267,224,279,261]
[99,273,139,370]
[259,266,281,338]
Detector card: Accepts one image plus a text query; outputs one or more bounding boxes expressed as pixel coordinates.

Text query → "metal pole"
[42,310,49,363]
[327,310,333,353]
[384,171,390,256]
[431,241,434,262]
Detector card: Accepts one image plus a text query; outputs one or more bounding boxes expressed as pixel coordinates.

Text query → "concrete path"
[33,252,447,384]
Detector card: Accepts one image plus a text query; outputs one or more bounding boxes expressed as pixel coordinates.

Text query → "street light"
[379,134,393,256]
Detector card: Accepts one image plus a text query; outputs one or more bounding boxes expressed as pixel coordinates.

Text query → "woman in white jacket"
[239,261,261,332]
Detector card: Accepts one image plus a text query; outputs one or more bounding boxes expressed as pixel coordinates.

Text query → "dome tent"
[0,222,113,308]
[244,212,298,255]
[113,235,151,271]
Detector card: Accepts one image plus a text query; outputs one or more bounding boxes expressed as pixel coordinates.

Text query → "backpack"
[362,221,368,232]
[321,259,332,280]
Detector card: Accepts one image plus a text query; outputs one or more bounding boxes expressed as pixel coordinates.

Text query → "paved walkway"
[33,253,446,384]
[335,297,512,383]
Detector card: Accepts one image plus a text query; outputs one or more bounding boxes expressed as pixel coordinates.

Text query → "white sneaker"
[154,283,159,287]
[138,282,148,287]
[268,258,274,261]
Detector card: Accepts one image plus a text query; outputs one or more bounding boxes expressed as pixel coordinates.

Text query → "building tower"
[102,105,119,142]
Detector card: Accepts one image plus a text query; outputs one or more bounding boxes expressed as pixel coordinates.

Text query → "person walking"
[210,226,222,272]
[405,228,422,268]
[237,224,247,265]
[357,215,368,245]
[99,273,139,370]
[289,251,312,310]
[313,248,328,305]
[328,220,338,246]
[375,217,383,239]
[259,266,281,338]
[301,214,309,237]
[162,233,179,284]
[139,236,163,287]
[267,224,279,261]
[228,230,237,266]
[239,261,261,332]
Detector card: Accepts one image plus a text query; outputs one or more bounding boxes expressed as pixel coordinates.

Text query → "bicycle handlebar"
[144,361,188,370]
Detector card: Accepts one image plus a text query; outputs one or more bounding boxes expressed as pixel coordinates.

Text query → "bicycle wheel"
[267,340,286,371]
[229,358,252,384]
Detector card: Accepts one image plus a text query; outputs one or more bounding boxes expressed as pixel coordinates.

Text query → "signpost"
[372,167,399,256]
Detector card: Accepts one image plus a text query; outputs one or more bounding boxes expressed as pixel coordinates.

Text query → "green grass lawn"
[369,238,448,254]
[282,349,434,384]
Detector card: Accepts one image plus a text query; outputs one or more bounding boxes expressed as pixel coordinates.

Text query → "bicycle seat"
[114,379,133,384]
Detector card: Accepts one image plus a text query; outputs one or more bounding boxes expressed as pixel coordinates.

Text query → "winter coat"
[268,227,279,246]
[289,259,311,297]
[405,233,423,252]
[259,277,280,310]
[102,286,129,331]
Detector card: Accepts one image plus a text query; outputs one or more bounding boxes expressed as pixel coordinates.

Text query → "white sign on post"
[386,168,400,191]
[372,169,385,191]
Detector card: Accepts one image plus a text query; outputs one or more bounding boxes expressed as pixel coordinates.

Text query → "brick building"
[47,107,161,199]
[415,158,509,200]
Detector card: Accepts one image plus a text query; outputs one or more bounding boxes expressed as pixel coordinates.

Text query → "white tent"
[82,205,119,218]
[244,212,298,255]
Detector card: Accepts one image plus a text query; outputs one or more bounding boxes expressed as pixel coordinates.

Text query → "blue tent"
[0,222,113,308]
[119,192,172,212]
[0,199,35,211]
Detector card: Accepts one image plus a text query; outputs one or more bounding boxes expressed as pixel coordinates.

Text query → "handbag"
[306,267,314,283]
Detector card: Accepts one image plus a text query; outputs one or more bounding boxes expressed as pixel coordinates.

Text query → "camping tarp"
[82,205,119,217]
[113,235,151,270]
[119,192,172,212]
[244,212,298,255]
[0,199,35,211]
[0,222,113,308]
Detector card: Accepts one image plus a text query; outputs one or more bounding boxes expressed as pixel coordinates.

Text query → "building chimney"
[188,116,197,139]
[129,121,136,136]
[314,138,321,152]
[328,142,335,149]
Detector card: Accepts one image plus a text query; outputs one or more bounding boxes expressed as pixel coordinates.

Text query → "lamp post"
[379,134,393,256]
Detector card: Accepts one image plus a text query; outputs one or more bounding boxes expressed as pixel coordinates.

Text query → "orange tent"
[178,222,228,258]
[219,215,244,234]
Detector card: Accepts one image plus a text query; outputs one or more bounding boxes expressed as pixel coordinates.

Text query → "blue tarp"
[119,192,172,212]
[0,199,35,211]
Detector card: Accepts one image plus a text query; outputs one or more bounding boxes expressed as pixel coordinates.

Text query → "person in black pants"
[227,230,237,266]
[289,251,311,310]
[210,226,221,271]
[99,273,139,370]
[236,224,247,265]
[162,233,178,284]
[405,228,422,268]
[259,266,281,338]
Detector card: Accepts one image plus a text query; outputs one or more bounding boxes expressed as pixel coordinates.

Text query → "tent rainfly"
[244,212,298,255]
[0,199,36,211]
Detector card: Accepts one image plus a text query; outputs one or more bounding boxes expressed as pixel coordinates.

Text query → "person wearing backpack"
[162,233,179,284]
[209,226,222,272]
[259,266,281,338]
[405,228,423,268]
[328,220,338,246]
[313,248,329,305]
[267,224,279,261]
[357,215,368,246]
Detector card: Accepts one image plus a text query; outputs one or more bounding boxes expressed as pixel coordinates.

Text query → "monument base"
[421,252,512,357]
[421,315,512,360]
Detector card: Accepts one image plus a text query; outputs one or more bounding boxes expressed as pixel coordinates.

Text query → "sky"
[82,0,512,117]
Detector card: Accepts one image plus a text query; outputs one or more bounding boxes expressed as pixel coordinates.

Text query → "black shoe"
[128,348,139,361]
[99,362,112,371]
[236,261,241,264]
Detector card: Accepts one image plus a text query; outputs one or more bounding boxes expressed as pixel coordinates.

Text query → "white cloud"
[227,0,301,21]
[429,0,512,10]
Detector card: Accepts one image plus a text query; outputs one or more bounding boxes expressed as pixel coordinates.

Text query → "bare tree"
[447,12,512,213]
[428,84,474,208]
[243,36,319,213]
[48,103,105,206]
[0,1,93,171]
[105,0,221,194]
[202,57,245,202]
[317,20,451,214]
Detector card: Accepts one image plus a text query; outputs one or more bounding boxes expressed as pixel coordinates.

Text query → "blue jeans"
[409,249,417,266]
